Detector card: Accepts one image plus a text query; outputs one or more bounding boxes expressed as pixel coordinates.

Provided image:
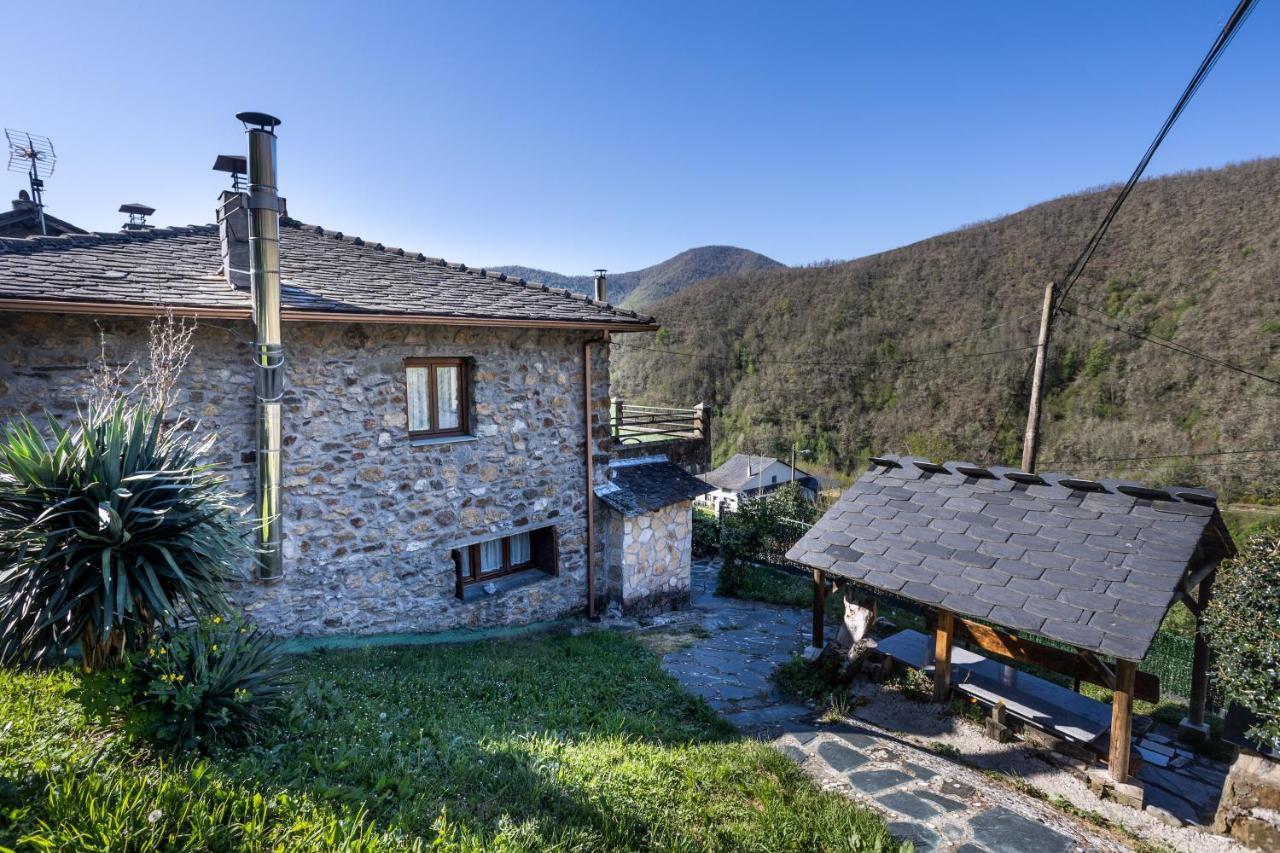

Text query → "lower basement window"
[453,526,558,596]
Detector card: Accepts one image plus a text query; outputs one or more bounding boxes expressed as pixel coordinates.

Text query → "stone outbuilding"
[596,456,713,615]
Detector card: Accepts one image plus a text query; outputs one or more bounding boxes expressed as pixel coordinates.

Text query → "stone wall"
[0,312,612,636]
[611,500,693,615]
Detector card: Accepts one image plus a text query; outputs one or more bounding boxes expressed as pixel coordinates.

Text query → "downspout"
[240,111,285,581]
[583,333,606,619]
[584,269,610,620]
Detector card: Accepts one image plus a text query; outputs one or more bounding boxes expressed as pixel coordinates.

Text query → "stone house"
[696,453,820,514]
[0,127,707,636]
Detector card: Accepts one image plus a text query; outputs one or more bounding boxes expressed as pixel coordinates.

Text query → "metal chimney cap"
[235,111,282,130]
[118,203,156,216]
[212,154,248,174]
[594,269,607,276]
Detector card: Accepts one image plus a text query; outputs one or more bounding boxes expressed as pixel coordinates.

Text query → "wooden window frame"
[453,527,558,597]
[405,357,470,439]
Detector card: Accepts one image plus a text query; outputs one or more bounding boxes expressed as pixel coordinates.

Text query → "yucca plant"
[0,402,249,669]
[134,615,291,752]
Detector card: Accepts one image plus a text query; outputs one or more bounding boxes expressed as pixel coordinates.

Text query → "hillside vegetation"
[613,158,1280,500]
[493,245,783,310]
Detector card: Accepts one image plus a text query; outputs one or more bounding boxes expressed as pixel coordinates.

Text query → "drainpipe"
[239,111,285,581]
[583,333,607,619]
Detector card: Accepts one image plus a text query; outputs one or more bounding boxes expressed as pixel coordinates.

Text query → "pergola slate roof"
[786,455,1233,661]
[0,220,655,328]
[595,457,713,516]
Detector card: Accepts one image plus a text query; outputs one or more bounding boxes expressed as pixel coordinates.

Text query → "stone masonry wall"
[0,312,612,636]
[617,500,693,615]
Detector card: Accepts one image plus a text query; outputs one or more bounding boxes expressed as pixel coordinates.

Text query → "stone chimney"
[216,189,251,290]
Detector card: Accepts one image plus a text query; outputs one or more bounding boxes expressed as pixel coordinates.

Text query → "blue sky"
[3,2,1276,273]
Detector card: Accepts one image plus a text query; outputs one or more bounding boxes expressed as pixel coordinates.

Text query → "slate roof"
[0,201,87,238]
[0,219,655,328]
[595,457,713,516]
[703,453,817,492]
[785,455,1233,661]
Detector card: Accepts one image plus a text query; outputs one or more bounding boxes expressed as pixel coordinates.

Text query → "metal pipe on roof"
[240,111,285,582]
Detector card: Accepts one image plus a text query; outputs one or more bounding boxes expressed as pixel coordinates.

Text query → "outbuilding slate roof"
[785,455,1233,661]
[595,457,713,516]
[0,219,655,329]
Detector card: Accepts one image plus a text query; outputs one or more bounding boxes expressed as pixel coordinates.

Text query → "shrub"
[133,616,290,752]
[0,402,248,669]
[692,508,719,557]
[716,555,747,596]
[1204,525,1280,750]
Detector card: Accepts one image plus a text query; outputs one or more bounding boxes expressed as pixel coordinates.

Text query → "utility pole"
[1021,281,1057,473]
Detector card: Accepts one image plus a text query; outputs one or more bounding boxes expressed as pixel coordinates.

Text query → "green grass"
[0,631,902,852]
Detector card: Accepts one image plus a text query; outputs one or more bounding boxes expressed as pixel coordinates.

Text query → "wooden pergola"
[788,455,1234,788]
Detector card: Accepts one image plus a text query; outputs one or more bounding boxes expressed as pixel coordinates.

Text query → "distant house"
[0,190,87,238]
[696,453,819,513]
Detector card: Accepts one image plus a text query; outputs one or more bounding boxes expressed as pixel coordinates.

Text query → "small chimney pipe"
[593,269,608,303]
[239,111,285,582]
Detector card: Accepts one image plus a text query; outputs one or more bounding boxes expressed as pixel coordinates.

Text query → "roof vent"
[594,269,608,303]
[119,203,155,231]
[212,154,248,191]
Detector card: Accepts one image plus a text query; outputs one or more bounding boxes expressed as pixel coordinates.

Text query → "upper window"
[406,358,469,439]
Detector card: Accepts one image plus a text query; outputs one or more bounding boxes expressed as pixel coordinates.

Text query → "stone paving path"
[660,558,1124,852]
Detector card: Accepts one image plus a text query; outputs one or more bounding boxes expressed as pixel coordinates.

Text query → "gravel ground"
[845,681,1245,853]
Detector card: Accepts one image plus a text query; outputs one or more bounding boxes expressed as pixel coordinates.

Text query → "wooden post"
[932,609,955,703]
[613,396,624,441]
[812,569,826,648]
[1021,281,1057,473]
[1188,570,1215,728]
[1109,659,1137,783]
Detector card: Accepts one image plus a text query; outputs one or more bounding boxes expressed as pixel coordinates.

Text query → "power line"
[1051,0,1259,315]
[1060,303,1280,389]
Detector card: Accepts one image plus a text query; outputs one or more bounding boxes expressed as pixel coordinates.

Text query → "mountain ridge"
[491,245,784,310]
[611,157,1280,499]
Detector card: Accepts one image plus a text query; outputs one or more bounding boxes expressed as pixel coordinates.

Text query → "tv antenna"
[5,129,56,235]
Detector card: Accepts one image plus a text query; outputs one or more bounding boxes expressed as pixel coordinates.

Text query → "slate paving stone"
[778,745,807,764]
[939,779,976,799]
[967,806,1073,853]
[903,761,938,780]
[778,719,821,744]
[915,789,967,812]
[723,703,809,730]
[831,727,879,749]
[887,821,943,853]
[817,740,870,772]
[878,790,944,820]
[847,768,914,793]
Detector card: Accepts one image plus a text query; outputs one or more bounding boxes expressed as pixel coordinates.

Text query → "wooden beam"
[811,569,826,648]
[950,616,1160,703]
[1109,659,1137,783]
[1180,561,1219,596]
[933,609,955,703]
[1188,570,1216,727]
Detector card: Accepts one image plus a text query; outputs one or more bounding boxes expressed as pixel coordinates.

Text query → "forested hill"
[611,158,1280,500]
[492,245,784,310]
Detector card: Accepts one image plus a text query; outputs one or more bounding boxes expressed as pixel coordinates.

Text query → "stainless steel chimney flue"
[239,111,285,582]
[593,269,607,303]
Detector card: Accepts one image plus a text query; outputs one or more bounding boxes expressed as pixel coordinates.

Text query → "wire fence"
[718,510,1199,701]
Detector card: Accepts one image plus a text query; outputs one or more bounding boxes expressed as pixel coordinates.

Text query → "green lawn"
[0,630,900,852]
